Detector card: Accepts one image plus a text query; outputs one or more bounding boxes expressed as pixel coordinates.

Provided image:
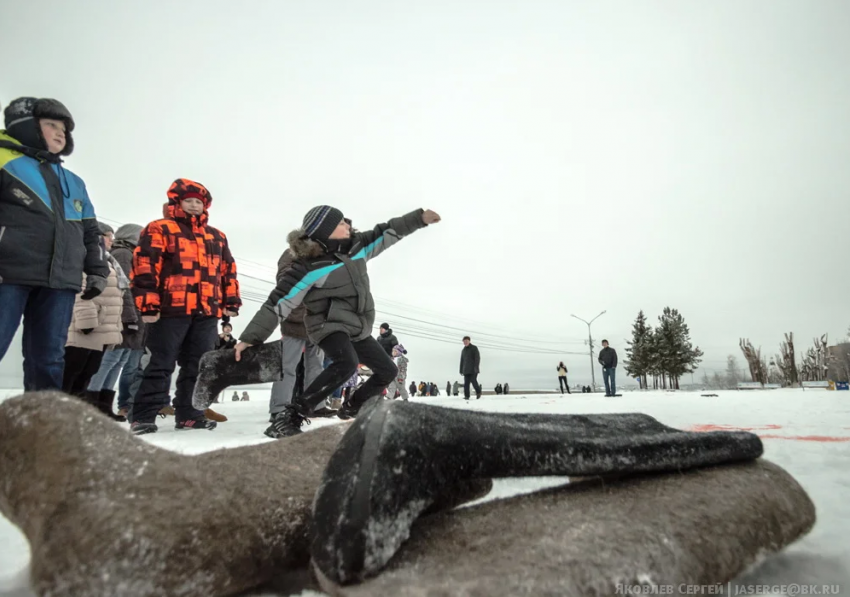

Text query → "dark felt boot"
[192,341,283,410]
[310,400,764,586]
[98,390,126,422]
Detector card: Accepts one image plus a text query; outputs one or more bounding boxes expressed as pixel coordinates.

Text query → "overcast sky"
[2,0,849,390]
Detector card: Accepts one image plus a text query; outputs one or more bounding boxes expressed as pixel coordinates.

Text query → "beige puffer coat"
[66,260,124,351]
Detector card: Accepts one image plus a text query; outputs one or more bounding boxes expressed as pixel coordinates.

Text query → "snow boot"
[192,340,283,410]
[264,404,310,439]
[204,407,228,422]
[310,400,765,585]
[96,390,126,422]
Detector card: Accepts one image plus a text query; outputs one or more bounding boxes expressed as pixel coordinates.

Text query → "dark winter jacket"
[111,226,146,351]
[277,249,309,340]
[132,179,241,319]
[216,334,237,350]
[446,382,451,395]
[503,383,510,394]
[460,344,481,375]
[598,346,618,369]
[240,210,427,346]
[378,328,399,357]
[0,131,108,290]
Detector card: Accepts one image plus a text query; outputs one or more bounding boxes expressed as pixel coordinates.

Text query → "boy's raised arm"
[354,209,440,261]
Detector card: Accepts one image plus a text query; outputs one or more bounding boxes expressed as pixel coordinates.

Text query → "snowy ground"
[0,388,847,595]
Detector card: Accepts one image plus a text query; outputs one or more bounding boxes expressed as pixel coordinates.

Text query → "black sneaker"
[175,418,217,430]
[130,421,158,435]
[265,405,309,438]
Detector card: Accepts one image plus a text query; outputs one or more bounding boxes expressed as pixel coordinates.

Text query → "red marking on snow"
[689,424,848,442]
[759,434,850,443]
[688,424,782,432]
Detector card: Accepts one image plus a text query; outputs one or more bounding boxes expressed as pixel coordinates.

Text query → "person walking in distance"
[377,323,398,357]
[0,97,110,391]
[557,361,570,394]
[460,336,482,400]
[598,339,618,397]
[128,179,241,434]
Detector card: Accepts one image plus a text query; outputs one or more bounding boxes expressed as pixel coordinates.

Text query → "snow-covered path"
[1,388,847,595]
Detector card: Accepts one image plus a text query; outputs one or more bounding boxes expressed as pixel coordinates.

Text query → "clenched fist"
[421,210,441,225]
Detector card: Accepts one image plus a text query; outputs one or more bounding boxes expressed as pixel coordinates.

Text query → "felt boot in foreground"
[193,340,283,410]
[317,458,815,596]
[310,399,764,585]
[0,391,493,597]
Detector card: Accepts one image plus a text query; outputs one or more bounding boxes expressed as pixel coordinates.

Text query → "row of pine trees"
[623,308,704,390]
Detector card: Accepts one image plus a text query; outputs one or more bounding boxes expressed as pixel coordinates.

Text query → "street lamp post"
[571,311,606,392]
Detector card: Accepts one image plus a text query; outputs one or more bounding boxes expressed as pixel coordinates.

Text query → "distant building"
[827,344,850,382]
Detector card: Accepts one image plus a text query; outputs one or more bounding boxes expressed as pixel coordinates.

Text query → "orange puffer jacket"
[132,179,241,319]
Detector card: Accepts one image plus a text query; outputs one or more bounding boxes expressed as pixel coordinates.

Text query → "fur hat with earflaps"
[4,97,76,156]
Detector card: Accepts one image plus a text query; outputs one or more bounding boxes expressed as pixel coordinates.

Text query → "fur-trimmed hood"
[287,229,328,259]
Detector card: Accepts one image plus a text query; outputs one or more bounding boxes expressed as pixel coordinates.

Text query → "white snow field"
[0,388,847,596]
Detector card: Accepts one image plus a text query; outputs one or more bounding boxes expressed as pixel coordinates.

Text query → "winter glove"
[81,328,94,335]
[81,275,107,301]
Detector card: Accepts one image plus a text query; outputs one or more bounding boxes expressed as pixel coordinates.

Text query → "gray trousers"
[386,378,409,401]
[269,336,325,414]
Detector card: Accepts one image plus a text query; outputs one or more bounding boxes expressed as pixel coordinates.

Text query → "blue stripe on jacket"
[277,233,389,304]
[2,156,93,220]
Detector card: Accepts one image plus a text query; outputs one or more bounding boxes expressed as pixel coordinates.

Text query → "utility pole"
[571,311,606,392]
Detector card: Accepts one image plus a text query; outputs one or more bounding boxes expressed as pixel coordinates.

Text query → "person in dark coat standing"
[446,381,451,396]
[377,323,398,357]
[598,339,618,396]
[216,322,237,350]
[459,336,482,400]
[503,382,510,395]
[0,97,109,391]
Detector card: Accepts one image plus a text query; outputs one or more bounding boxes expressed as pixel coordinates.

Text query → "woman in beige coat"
[62,223,127,402]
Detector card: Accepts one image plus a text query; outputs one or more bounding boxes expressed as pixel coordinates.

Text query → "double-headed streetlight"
[571,311,606,391]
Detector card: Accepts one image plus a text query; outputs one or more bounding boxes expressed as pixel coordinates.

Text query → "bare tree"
[739,338,767,384]
[799,334,829,381]
[774,332,799,387]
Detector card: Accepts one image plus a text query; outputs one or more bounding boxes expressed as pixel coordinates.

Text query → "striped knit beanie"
[302,205,344,243]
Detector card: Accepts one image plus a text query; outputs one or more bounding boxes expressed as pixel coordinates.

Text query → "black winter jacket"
[598,347,618,369]
[0,131,108,290]
[460,344,481,375]
[378,329,398,356]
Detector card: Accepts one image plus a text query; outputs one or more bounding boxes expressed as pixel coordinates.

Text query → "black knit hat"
[4,97,75,156]
[302,205,344,243]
